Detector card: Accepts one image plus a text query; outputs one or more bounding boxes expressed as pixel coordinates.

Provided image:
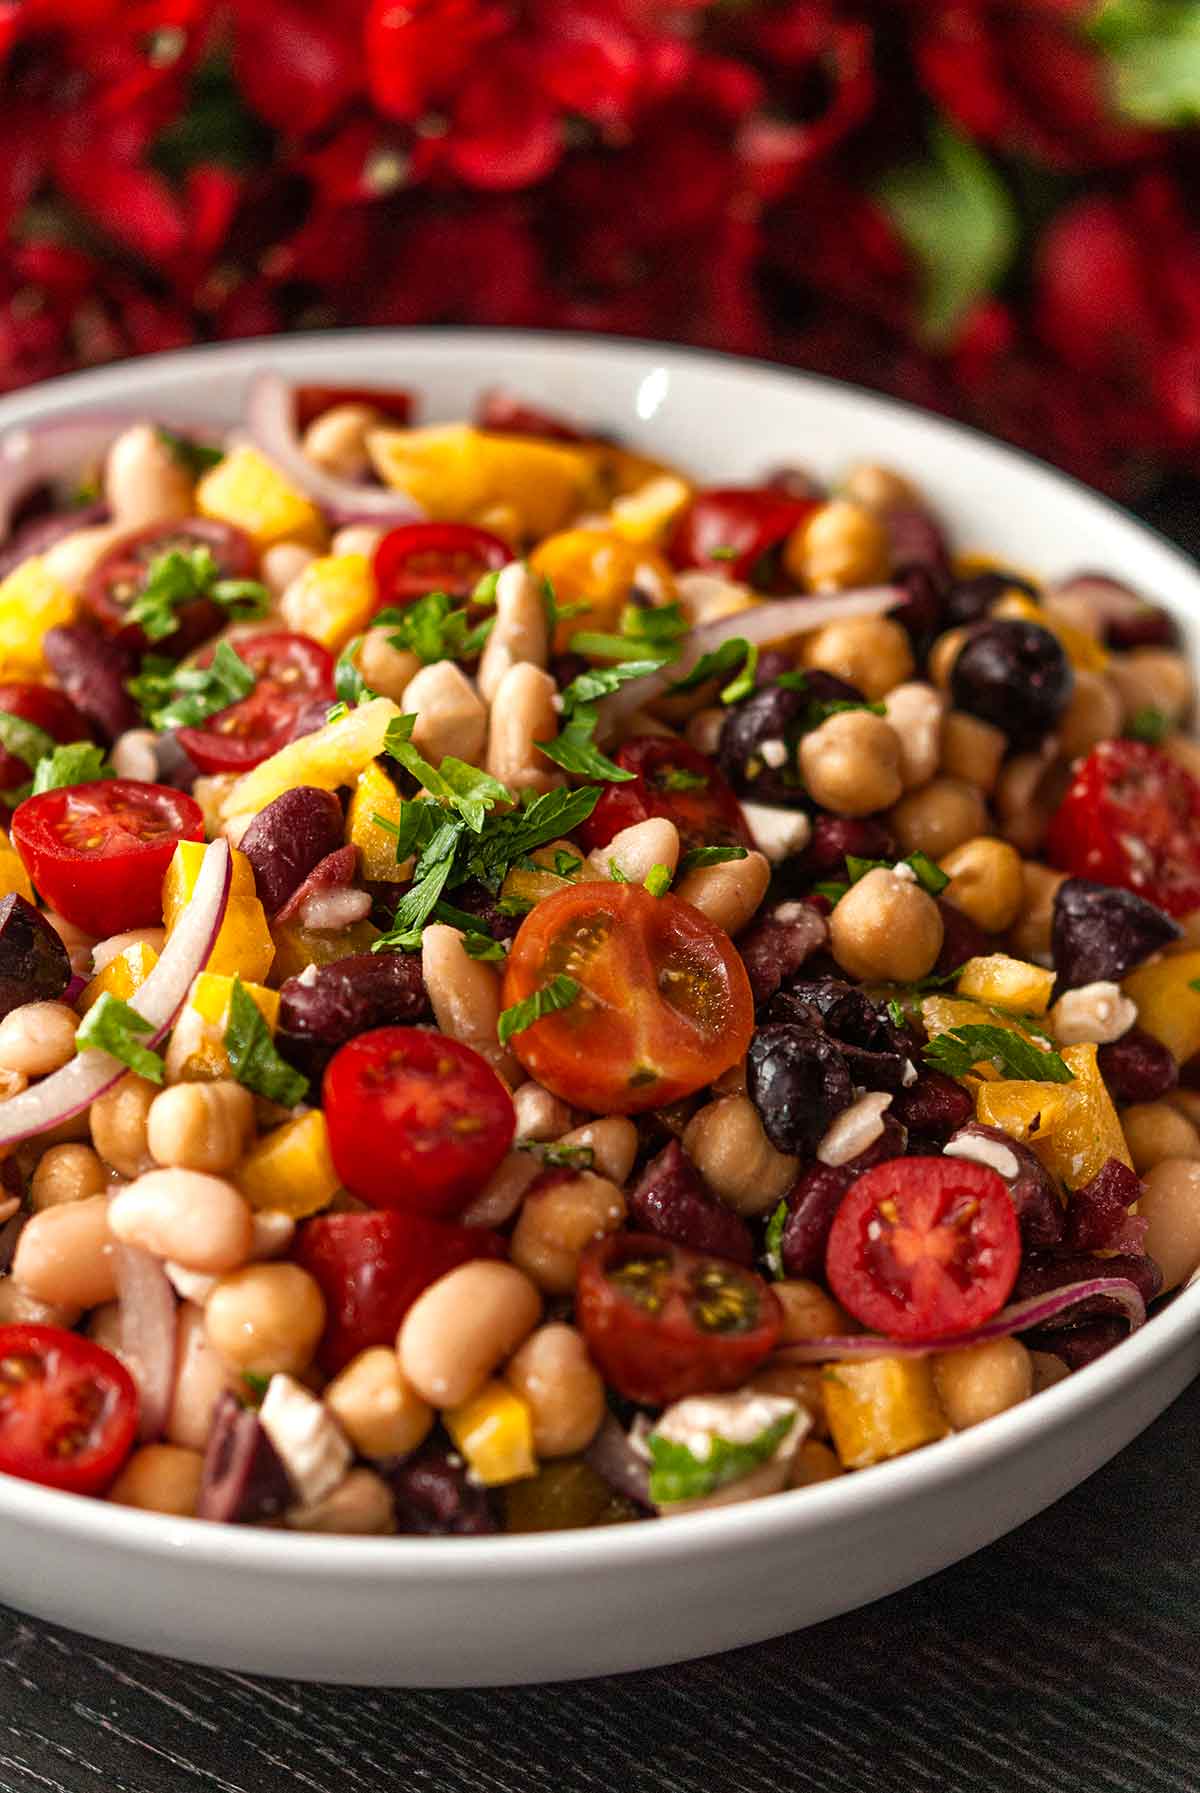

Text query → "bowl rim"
[1,325,1197,1577]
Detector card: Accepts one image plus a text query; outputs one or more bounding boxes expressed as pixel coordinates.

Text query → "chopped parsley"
[644,863,672,897]
[923,1024,1073,1084]
[517,1139,596,1171]
[677,844,749,874]
[764,1200,788,1280]
[536,660,661,782]
[668,637,754,696]
[31,742,113,796]
[646,1412,797,1505]
[462,932,506,961]
[125,545,269,643]
[570,601,688,666]
[129,640,257,730]
[156,427,224,479]
[0,711,55,798]
[1125,706,1173,745]
[776,670,888,732]
[720,643,759,705]
[223,976,309,1107]
[75,994,164,1084]
[887,997,907,1030]
[375,593,493,667]
[383,713,513,832]
[497,974,581,1045]
[331,637,378,715]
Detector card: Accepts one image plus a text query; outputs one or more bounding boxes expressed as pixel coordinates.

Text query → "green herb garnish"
[125,545,269,643]
[30,742,113,796]
[923,1025,1074,1083]
[497,974,581,1045]
[644,863,672,897]
[223,976,309,1107]
[517,1139,596,1171]
[646,1412,797,1505]
[156,427,224,479]
[131,639,258,730]
[764,1200,788,1280]
[376,592,493,666]
[75,994,164,1084]
[1125,706,1173,745]
[462,932,506,961]
[677,845,749,874]
[536,660,661,783]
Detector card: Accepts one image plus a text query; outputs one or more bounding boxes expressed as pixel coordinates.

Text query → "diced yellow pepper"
[269,918,379,984]
[528,528,677,652]
[79,942,159,1014]
[444,1381,537,1487]
[974,1078,1072,1144]
[219,697,401,825]
[991,593,1108,674]
[163,842,274,984]
[346,760,406,881]
[0,827,33,903]
[956,954,1057,1016]
[584,442,682,502]
[606,474,694,546]
[190,971,279,1031]
[0,559,77,674]
[1030,1043,1132,1190]
[238,1111,338,1218]
[1122,951,1200,1066]
[195,443,326,552]
[279,553,375,652]
[823,1357,948,1470]
[368,424,594,540]
[167,972,278,1081]
[921,994,1046,1053]
[499,837,586,912]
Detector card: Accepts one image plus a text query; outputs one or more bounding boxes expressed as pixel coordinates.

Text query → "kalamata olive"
[1064,1157,1144,1253]
[800,814,896,878]
[885,505,951,581]
[892,1070,974,1142]
[945,1123,1064,1247]
[238,786,346,917]
[42,622,140,744]
[196,1391,292,1524]
[944,568,1038,629]
[717,672,862,804]
[737,900,828,1006]
[754,649,796,687]
[0,893,71,1018]
[278,951,429,1076]
[771,977,914,1092]
[1097,1028,1178,1104]
[889,565,945,651]
[389,1441,497,1535]
[1013,1247,1162,1317]
[950,619,1073,749]
[934,899,989,978]
[746,1022,854,1156]
[627,1139,754,1266]
[1051,878,1181,991]
[778,1162,853,1278]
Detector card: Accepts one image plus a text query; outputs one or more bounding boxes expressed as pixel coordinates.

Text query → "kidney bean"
[778,1162,853,1279]
[1021,1318,1128,1371]
[0,501,108,581]
[1051,878,1181,991]
[934,899,989,978]
[42,621,139,743]
[238,786,346,917]
[0,894,70,1018]
[889,564,945,651]
[278,951,429,1076]
[1064,1158,1145,1254]
[389,1441,497,1535]
[196,1390,292,1524]
[273,845,358,926]
[737,900,828,1006]
[946,1122,1065,1247]
[747,1023,853,1156]
[892,1070,974,1142]
[1097,1028,1178,1104]
[1013,1247,1163,1316]
[626,1139,754,1266]
[802,814,896,878]
[886,504,951,581]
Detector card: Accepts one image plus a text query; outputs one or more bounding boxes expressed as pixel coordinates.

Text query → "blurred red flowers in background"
[2,0,1199,500]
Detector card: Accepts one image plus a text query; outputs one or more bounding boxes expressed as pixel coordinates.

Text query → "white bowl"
[0,331,1197,1687]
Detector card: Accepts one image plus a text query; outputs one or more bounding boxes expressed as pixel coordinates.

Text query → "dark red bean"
[890,564,945,651]
[944,567,1037,628]
[0,893,70,1017]
[738,900,828,1006]
[1022,1318,1127,1371]
[627,1139,754,1266]
[886,505,951,581]
[946,1123,1064,1247]
[892,1070,974,1142]
[935,899,989,978]
[803,814,896,876]
[278,952,429,1077]
[718,671,861,805]
[1013,1247,1162,1316]
[238,786,346,917]
[42,621,140,744]
[389,1442,497,1535]
[844,1115,908,1173]
[1051,878,1180,991]
[1064,1157,1145,1254]
[1097,1028,1178,1104]
[273,845,357,925]
[779,1162,853,1279]
[0,502,108,582]
[196,1391,293,1523]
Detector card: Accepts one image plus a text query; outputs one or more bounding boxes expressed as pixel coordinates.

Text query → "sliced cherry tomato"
[323,1027,516,1217]
[474,390,584,442]
[11,778,203,935]
[1045,740,1200,918]
[825,1156,1020,1342]
[294,384,413,432]
[295,1210,506,1374]
[0,683,91,790]
[0,1324,137,1494]
[576,1234,781,1405]
[669,487,816,586]
[580,737,752,856]
[373,521,511,607]
[82,518,257,655]
[501,883,754,1114]
[175,631,334,775]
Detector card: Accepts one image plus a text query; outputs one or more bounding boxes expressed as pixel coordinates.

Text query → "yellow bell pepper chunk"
[606,474,693,546]
[1122,951,1200,1066]
[529,528,677,652]
[279,553,375,652]
[823,1358,948,1470]
[238,1111,338,1218]
[0,827,33,903]
[500,837,586,912]
[0,558,77,674]
[269,918,379,985]
[1031,1043,1132,1190]
[444,1381,537,1487]
[195,444,326,552]
[219,696,401,825]
[991,593,1108,674]
[956,954,1057,1016]
[163,841,274,984]
[922,994,1046,1050]
[368,424,594,540]
[584,442,682,502]
[974,1078,1072,1144]
[167,972,278,1081]
[346,760,406,882]
[79,942,159,1014]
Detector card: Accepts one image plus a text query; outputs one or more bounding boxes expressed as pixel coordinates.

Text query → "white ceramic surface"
[0,331,1197,1688]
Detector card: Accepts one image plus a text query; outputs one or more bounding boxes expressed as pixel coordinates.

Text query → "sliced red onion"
[595,586,901,739]
[0,413,217,543]
[775,1278,1146,1364]
[115,1243,177,1442]
[245,372,424,526]
[0,839,231,1147]
[63,973,87,1007]
[584,1413,652,1508]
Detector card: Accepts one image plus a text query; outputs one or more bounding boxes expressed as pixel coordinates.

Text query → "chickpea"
[682,1095,798,1216]
[1055,668,1123,761]
[889,777,988,861]
[109,1444,204,1516]
[882,681,945,790]
[932,1338,1033,1429]
[1008,861,1066,961]
[928,627,968,690]
[0,1278,79,1327]
[1163,733,1200,783]
[403,659,488,768]
[1134,1160,1200,1292]
[510,1171,626,1294]
[325,1347,434,1460]
[938,837,1024,933]
[205,1263,326,1377]
[0,1002,77,1077]
[504,1323,606,1458]
[397,1260,542,1408]
[1167,1089,1200,1130]
[800,616,914,702]
[829,866,944,983]
[839,462,919,513]
[357,627,420,703]
[673,849,770,936]
[1121,1102,1200,1174]
[790,1439,843,1488]
[587,817,680,884]
[30,1143,107,1211]
[286,1467,397,1535]
[784,499,890,592]
[92,929,166,976]
[1108,648,1193,727]
[90,1072,156,1178]
[104,423,193,529]
[147,1081,256,1175]
[774,1279,854,1344]
[11,1195,116,1309]
[109,1170,254,1272]
[748,1363,829,1439]
[1030,1350,1071,1394]
[995,750,1067,855]
[551,1117,639,1187]
[166,1303,229,1451]
[939,710,1007,795]
[301,402,380,480]
[460,1150,542,1230]
[799,711,903,817]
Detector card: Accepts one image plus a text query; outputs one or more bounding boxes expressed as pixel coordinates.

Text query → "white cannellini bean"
[42,522,131,590]
[91,927,165,975]
[1049,981,1138,1046]
[111,729,160,783]
[485,663,563,794]
[301,404,380,480]
[586,817,680,884]
[402,659,488,767]
[512,1082,574,1142]
[460,1150,542,1229]
[477,560,550,703]
[104,422,193,529]
[817,1092,893,1167]
[330,523,384,559]
[108,1170,254,1273]
[421,923,520,1084]
[260,541,315,600]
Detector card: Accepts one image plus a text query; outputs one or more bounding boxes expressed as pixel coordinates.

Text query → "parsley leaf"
[518,1139,596,1171]
[462,932,506,961]
[223,976,309,1107]
[497,974,581,1045]
[537,660,661,783]
[132,640,258,730]
[662,766,707,793]
[764,1200,788,1280]
[375,817,462,950]
[669,638,753,695]
[463,785,603,892]
[569,601,687,666]
[644,863,672,897]
[905,849,951,896]
[677,844,749,874]
[332,637,378,712]
[156,427,224,478]
[377,593,493,666]
[923,1025,1074,1083]
[646,1412,797,1505]
[1125,706,1173,745]
[608,858,630,882]
[0,711,55,788]
[887,997,907,1030]
[76,993,164,1083]
[720,642,759,705]
[383,714,514,831]
[31,741,113,796]
[125,546,269,643]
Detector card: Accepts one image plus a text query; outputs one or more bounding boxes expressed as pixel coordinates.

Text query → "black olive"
[1051,877,1181,991]
[389,1442,497,1535]
[746,1021,854,1155]
[0,894,70,1018]
[949,618,1073,748]
[717,670,863,805]
[944,568,1038,629]
[196,1391,292,1524]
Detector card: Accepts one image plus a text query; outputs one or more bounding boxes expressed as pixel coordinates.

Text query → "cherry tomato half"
[176,631,334,775]
[576,1234,782,1405]
[323,1027,516,1217]
[11,778,204,935]
[0,683,91,791]
[82,518,257,655]
[501,883,754,1114]
[373,521,511,607]
[295,1210,506,1374]
[1045,739,1200,918]
[294,384,413,432]
[0,1324,137,1495]
[669,487,816,586]
[825,1156,1021,1342]
[580,737,752,856]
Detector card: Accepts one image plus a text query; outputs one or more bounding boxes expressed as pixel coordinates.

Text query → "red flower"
[365,0,510,122]
[232,0,365,138]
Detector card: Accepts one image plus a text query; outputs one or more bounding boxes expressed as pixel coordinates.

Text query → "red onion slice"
[0,413,218,543]
[775,1277,1147,1364]
[245,373,424,526]
[0,839,231,1147]
[115,1243,177,1442]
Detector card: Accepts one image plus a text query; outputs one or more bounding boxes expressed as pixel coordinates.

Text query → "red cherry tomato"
[323,1028,515,1217]
[11,778,203,935]
[580,737,752,856]
[825,1156,1021,1342]
[294,384,413,431]
[82,518,257,655]
[295,1210,506,1374]
[0,1324,137,1494]
[372,521,511,607]
[175,631,334,775]
[501,883,754,1114]
[669,487,816,585]
[474,390,584,441]
[0,683,91,790]
[1045,739,1200,918]
[576,1233,782,1405]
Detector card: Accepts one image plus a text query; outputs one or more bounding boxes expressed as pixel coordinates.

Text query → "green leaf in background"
[1089,1,1200,124]
[877,124,1017,344]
